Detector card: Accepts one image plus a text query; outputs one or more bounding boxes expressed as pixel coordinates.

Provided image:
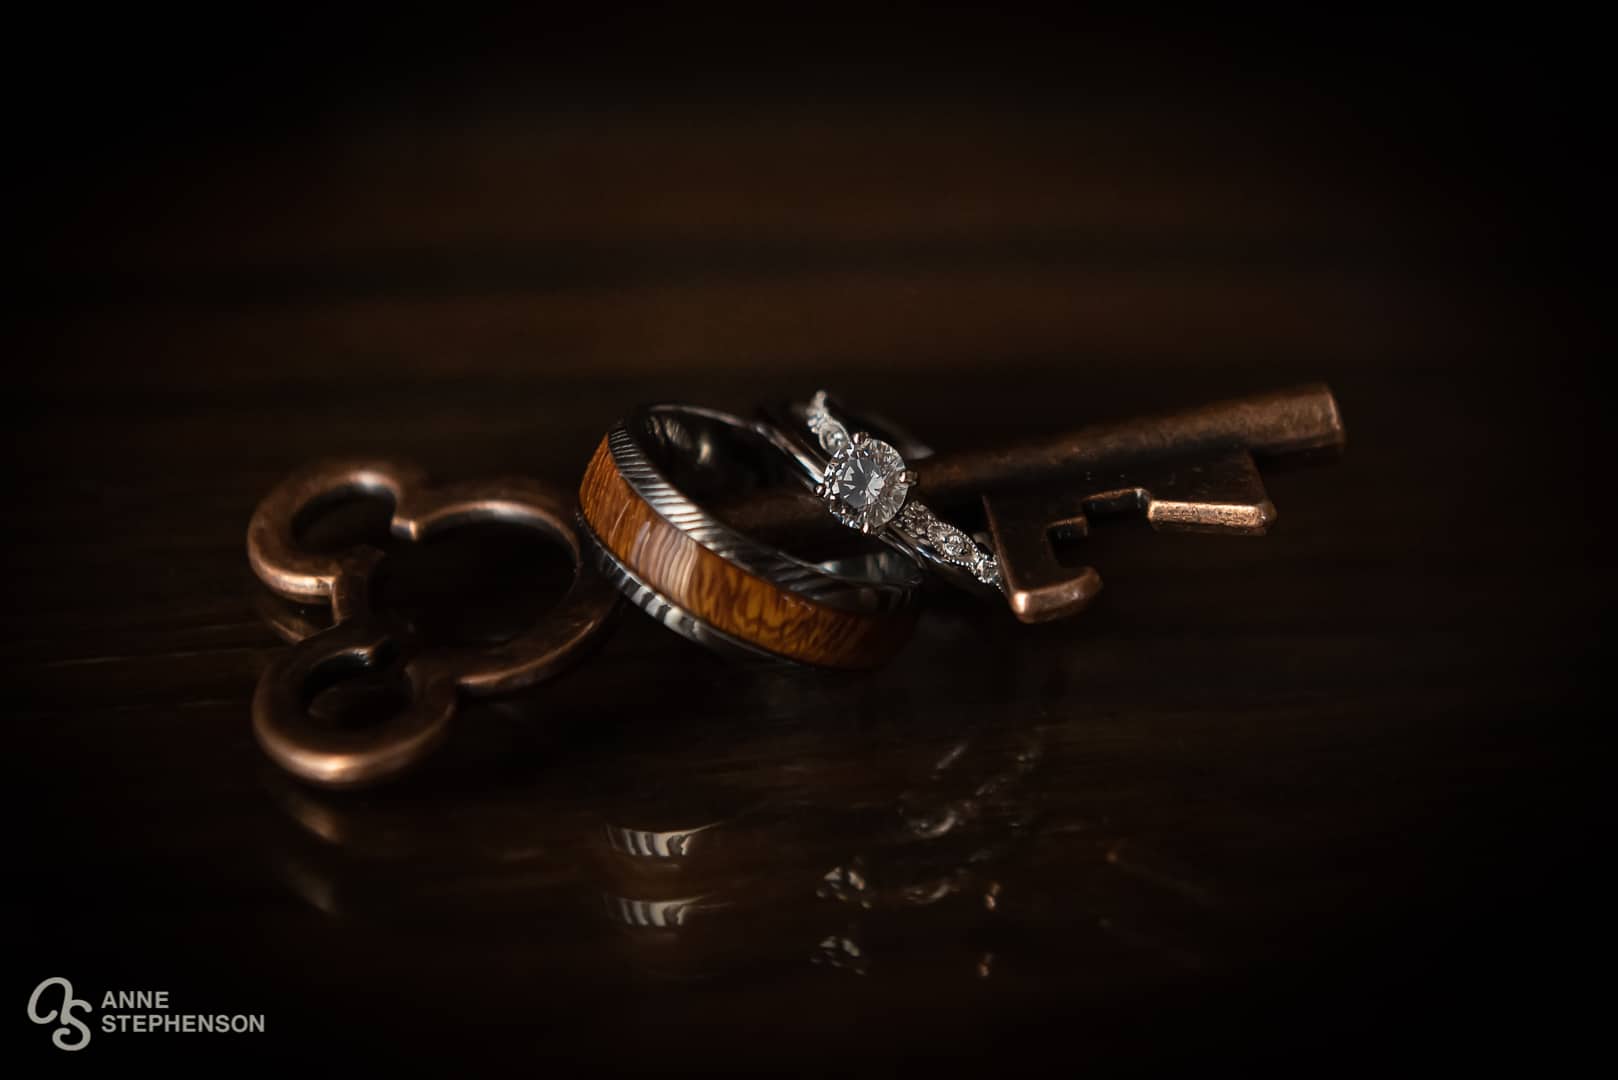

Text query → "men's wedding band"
[578,404,922,669]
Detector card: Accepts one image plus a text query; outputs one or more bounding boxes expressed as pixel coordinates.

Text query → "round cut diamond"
[823,438,910,532]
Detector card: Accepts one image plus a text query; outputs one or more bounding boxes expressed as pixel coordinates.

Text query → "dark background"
[7,11,1603,1071]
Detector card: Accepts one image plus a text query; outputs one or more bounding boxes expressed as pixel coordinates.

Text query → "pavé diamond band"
[802,391,1004,594]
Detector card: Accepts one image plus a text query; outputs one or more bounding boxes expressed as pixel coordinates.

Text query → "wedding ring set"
[244,390,1001,786]
[578,392,1001,670]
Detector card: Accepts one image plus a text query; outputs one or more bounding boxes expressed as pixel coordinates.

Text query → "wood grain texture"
[578,437,912,669]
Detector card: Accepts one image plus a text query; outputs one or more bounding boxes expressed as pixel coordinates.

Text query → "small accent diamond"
[899,503,934,530]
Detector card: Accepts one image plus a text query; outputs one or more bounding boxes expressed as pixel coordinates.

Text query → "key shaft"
[720,383,1345,544]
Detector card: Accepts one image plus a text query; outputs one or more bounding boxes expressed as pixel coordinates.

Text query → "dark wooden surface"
[8,27,1600,1070]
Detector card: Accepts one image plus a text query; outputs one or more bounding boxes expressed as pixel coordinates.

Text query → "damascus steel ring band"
[577,404,923,669]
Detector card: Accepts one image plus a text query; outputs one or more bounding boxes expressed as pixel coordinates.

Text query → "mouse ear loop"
[247,460,620,787]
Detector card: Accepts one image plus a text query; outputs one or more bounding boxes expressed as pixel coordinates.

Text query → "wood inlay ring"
[579,435,915,669]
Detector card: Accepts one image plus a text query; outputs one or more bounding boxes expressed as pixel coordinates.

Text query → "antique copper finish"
[924,383,1344,497]
[978,388,1342,622]
[247,459,619,787]
[724,384,1345,543]
[984,451,1276,622]
[739,384,1345,623]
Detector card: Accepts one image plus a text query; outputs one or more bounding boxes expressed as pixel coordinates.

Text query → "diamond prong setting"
[805,390,1004,593]
[818,435,912,533]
